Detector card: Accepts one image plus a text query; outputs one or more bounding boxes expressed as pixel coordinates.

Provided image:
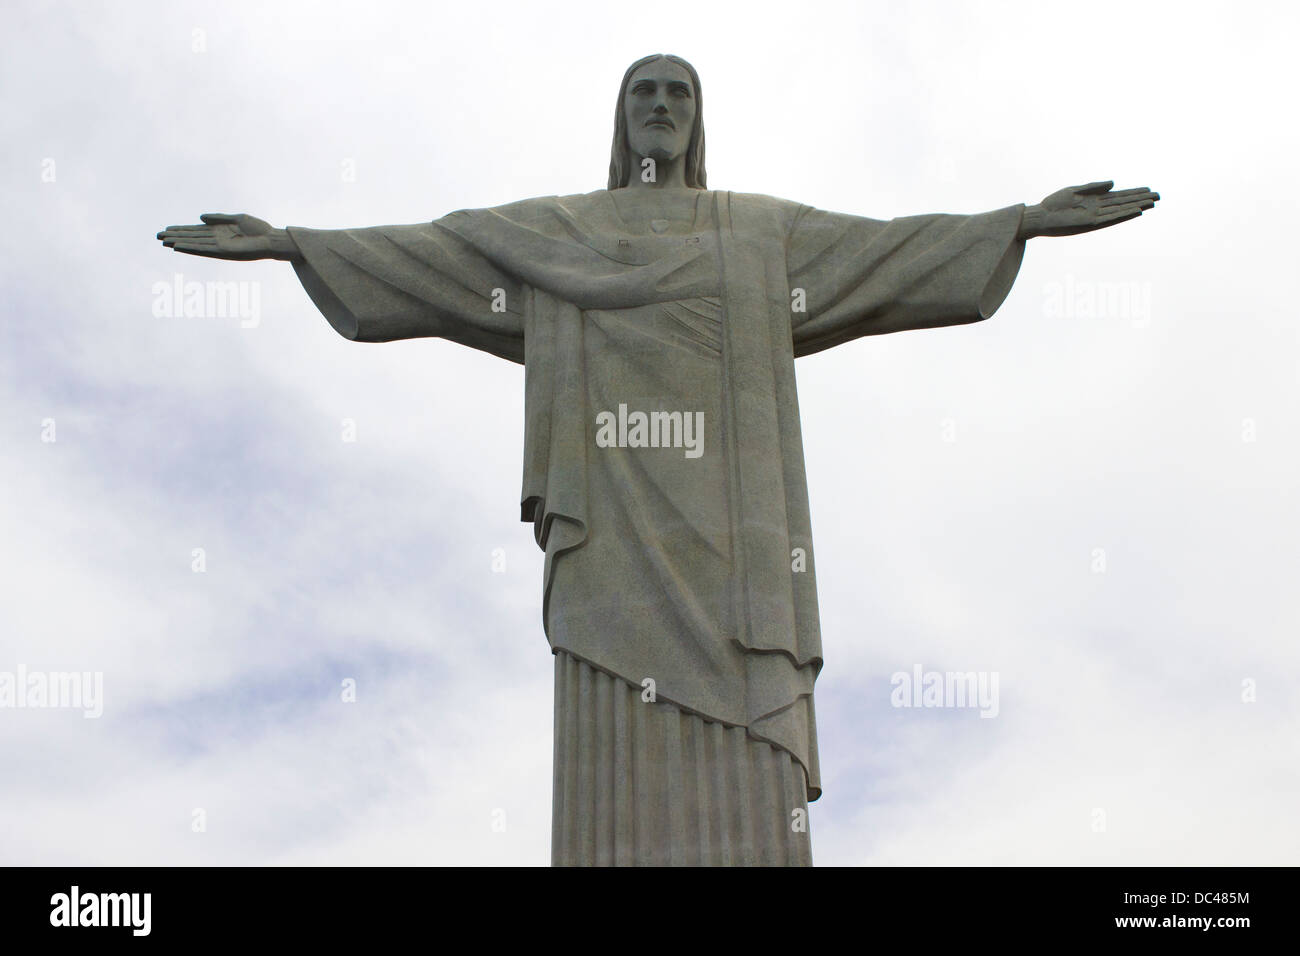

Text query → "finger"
[165,238,217,249]
[158,227,214,238]
[1095,208,1143,227]
[1099,188,1153,204]
[200,213,240,224]
[1075,180,1115,195]
[1099,199,1157,213]
[1100,191,1158,208]
[170,241,225,257]
[1097,200,1155,221]
[1099,197,1155,211]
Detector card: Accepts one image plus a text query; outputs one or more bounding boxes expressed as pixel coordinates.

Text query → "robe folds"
[288,189,1025,817]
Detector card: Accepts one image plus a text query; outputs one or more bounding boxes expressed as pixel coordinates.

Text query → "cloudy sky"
[2,0,1296,865]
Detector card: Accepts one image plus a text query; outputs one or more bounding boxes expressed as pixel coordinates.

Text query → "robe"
[287,189,1026,865]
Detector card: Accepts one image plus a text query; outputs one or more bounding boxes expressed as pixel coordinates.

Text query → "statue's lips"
[644,119,675,130]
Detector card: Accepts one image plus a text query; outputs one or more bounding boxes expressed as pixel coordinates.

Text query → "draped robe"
[287,189,1026,864]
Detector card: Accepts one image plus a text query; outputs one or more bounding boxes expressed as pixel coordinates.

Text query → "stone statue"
[157,53,1159,866]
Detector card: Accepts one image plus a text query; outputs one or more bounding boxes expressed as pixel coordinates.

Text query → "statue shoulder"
[437,192,594,237]
[720,190,808,236]
[478,189,611,227]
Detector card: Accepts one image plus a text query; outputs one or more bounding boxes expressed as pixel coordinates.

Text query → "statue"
[157,53,1159,866]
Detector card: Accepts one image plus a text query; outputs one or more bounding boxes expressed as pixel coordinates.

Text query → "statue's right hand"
[156,213,292,260]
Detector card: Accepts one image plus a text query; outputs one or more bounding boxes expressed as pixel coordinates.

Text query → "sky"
[1,0,1296,866]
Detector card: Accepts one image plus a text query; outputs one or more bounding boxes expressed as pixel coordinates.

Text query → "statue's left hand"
[1019,181,1159,239]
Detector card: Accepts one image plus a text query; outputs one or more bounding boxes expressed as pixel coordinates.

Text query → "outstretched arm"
[1018,181,1159,239]
[157,213,299,260]
[786,202,1027,355]
[156,211,525,361]
[786,179,1160,355]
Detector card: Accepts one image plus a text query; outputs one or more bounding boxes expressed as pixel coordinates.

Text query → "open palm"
[156,213,281,260]
[1028,181,1160,238]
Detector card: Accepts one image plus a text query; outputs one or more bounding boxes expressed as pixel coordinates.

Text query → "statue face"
[623,59,696,167]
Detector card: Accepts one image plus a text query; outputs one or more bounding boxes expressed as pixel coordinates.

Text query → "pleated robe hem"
[552,650,813,867]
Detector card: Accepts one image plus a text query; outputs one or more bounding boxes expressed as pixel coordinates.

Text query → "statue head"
[607,54,706,190]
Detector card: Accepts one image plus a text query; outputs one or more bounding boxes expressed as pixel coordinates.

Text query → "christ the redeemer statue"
[157,53,1159,866]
